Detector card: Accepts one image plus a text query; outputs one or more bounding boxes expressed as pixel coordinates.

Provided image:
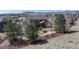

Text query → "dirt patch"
[68,40,74,43]
[0,40,30,49]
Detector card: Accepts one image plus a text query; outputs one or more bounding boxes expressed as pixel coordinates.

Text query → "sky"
[0,10,66,14]
[0,10,78,14]
[0,10,26,14]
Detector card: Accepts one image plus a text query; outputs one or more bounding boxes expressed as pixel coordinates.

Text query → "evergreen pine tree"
[54,14,66,33]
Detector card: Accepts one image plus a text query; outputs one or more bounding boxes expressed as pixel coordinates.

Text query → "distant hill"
[23,10,79,14]
[0,10,79,16]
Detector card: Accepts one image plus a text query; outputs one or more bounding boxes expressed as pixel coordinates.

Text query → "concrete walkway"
[22,19,79,49]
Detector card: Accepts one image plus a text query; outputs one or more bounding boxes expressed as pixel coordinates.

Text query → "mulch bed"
[38,32,64,40]
[0,38,7,44]
[52,33,64,37]
[0,35,8,44]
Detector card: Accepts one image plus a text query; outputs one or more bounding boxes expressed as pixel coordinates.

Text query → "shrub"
[4,19,21,45]
[4,19,18,38]
[25,20,38,41]
[42,28,48,33]
[54,14,66,33]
